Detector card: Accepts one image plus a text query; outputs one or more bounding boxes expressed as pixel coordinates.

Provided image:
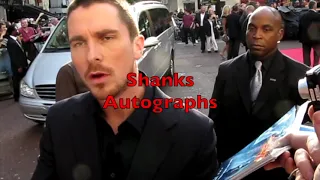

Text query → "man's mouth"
[251,44,264,50]
[252,44,263,47]
[88,72,110,84]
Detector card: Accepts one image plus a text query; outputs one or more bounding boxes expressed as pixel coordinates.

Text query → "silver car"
[19,1,175,124]
[0,72,12,96]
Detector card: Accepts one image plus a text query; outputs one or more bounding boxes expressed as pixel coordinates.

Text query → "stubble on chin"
[90,80,128,101]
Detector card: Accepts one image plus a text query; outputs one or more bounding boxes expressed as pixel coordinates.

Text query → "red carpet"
[281,48,315,66]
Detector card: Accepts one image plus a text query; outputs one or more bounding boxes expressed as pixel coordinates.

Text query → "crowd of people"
[174,3,262,60]
[176,0,320,65]
[0,0,319,179]
[0,13,59,101]
[27,0,320,180]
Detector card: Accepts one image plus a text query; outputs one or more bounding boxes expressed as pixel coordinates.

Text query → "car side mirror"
[144,37,160,48]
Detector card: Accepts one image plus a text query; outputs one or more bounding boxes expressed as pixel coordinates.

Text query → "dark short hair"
[67,0,139,41]
[309,0,316,9]
[6,25,16,36]
[232,5,239,12]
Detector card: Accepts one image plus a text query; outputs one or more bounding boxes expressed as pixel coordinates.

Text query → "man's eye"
[104,36,113,41]
[73,42,83,47]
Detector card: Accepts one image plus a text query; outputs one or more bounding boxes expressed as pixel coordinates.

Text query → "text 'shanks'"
[127,73,195,87]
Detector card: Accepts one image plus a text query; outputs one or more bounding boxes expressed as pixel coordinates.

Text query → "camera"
[298,64,320,111]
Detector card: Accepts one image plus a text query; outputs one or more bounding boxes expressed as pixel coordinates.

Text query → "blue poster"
[214,106,298,180]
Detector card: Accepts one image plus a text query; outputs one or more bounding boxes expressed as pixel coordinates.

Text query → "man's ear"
[133,35,145,60]
[278,28,284,42]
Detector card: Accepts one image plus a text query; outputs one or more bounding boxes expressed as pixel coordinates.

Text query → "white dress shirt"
[200,13,205,26]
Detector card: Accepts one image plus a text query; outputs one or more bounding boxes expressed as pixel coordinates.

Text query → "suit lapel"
[252,51,286,114]
[9,36,23,52]
[126,87,177,180]
[236,52,251,113]
[70,93,101,180]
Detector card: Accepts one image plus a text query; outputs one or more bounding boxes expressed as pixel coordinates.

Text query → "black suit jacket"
[204,18,217,36]
[32,87,218,180]
[240,13,251,45]
[194,13,209,27]
[226,12,241,40]
[208,50,309,179]
[5,35,28,74]
[298,10,320,45]
[239,12,247,29]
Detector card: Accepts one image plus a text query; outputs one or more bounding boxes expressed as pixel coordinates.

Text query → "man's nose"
[87,41,103,63]
[253,29,263,39]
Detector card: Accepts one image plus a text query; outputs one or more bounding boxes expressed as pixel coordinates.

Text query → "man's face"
[67,3,144,100]
[21,20,28,28]
[51,18,59,26]
[1,24,6,33]
[246,11,283,57]
[201,6,206,13]
[17,33,22,41]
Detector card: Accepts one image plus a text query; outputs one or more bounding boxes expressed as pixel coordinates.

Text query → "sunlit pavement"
[0,40,301,180]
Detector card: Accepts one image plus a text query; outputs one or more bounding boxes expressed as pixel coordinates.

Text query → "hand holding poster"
[214,101,309,180]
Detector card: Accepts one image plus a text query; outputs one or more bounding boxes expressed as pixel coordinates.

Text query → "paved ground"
[0,40,301,180]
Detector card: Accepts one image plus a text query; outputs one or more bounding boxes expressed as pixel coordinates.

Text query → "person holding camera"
[209,6,310,179]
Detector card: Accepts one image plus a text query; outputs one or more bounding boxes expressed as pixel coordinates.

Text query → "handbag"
[222,34,229,42]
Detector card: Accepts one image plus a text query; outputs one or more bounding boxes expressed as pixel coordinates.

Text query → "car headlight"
[20,80,36,98]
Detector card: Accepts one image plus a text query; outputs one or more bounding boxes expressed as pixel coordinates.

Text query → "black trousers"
[302,43,320,67]
[199,26,206,51]
[183,27,195,44]
[227,38,241,60]
[12,71,25,101]
[22,42,38,62]
[194,28,200,40]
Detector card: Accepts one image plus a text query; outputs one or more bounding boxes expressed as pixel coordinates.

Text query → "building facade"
[164,0,199,12]
[0,5,6,20]
[49,0,69,14]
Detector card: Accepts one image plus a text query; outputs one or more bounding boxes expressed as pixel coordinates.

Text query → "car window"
[148,8,171,36]
[44,18,69,50]
[138,11,153,39]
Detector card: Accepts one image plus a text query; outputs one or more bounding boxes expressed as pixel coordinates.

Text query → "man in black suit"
[31,0,218,180]
[208,6,309,179]
[226,5,242,59]
[298,0,320,67]
[5,25,28,101]
[194,5,210,53]
[240,5,255,51]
